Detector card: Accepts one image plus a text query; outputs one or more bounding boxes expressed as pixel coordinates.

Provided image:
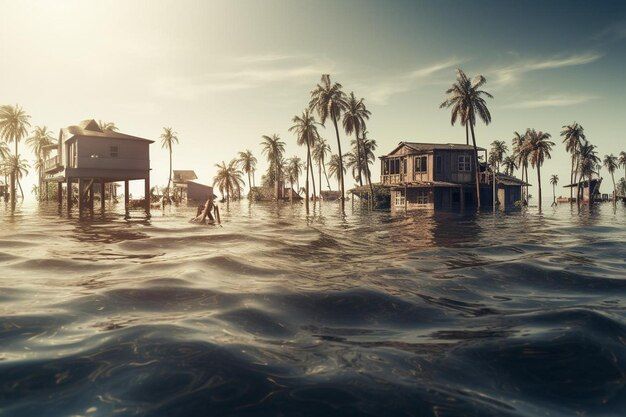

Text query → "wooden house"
[379,141,525,211]
[43,119,153,217]
[563,178,602,203]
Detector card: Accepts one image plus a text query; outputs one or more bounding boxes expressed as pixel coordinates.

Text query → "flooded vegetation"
[1,201,625,416]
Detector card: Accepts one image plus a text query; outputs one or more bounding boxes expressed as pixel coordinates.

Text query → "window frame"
[414,155,428,174]
[110,145,119,158]
[458,155,472,172]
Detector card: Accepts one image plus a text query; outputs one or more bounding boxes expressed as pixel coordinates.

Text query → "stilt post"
[66,177,72,213]
[144,176,151,218]
[78,179,84,214]
[100,179,106,213]
[57,182,63,206]
[124,180,130,219]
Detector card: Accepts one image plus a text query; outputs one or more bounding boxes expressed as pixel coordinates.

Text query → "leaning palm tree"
[0,141,9,198]
[502,155,518,176]
[98,121,118,131]
[603,154,619,202]
[213,159,244,204]
[489,140,508,172]
[260,134,286,200]
[286,156,304,201]
[309,74,348,209]
[360,131,377,196]
[1,155,29,198]
[525,129,554,211]
[342,92,371,189]
[26,126,55,199]
[512,130,531,202]
[549,174,559,206]
[159,127,178,201]
[618,151,626,188]
[312,137,332,191]
[289,110,319,211]
[0,105,31,203]
[237,149,258,192]
[440,69,493,208]
[560,123,585,201]
[327,153,346,192]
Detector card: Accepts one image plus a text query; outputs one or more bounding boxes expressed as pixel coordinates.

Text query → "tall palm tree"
[512,130,530,201]
[525,129,554,211]
[287,156,304,201]
[549,174,559,206]
[502,155,518,176]
[0,104,31,203]
[560,123,585,201]
[312,137,332,191]
[260,134,285,200]
[603,154,619,202]
[289,110,319,211]
[309,74,348,209]
[360,131,377,198]
[618,151,626,188]
[1,155,29,197]
[489,140,508,172]
[213,159,244,204]
[440,69,493,208]
[159,127,178,201]
[0,141,9,199]
[237,149,257,192]
[577,141,600,203]
[26,126,55,199]
[342,92,371,189]
[328,153,346,192]
[98,121,118,131]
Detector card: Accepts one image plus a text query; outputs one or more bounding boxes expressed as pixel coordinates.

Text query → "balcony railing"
[381,174,405,184]
[44,155,61,172]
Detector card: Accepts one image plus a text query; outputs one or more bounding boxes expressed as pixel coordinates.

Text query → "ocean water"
[0,200,625,417]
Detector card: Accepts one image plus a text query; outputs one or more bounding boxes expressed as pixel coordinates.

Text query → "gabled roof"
[62,119,154,143]
[496,173,530,186]
[173,170,198,181]
[383,141,485,157]
[563,178,602,188]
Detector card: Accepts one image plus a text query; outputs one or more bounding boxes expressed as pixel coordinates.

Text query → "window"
[435,156,442,174]
[458,155,471,171]
[110,146,119,158]
[416,189,429,204]
[414,155,427,173]
[394,191,405,207]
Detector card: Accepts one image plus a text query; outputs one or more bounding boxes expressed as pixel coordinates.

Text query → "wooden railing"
[381,174,405,184]
[44,155,61,172]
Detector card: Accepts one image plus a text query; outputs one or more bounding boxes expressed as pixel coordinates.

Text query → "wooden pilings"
[144,176,150,218]
[66,177,72,213]
[100,179,106,213]
[124,180,130,219]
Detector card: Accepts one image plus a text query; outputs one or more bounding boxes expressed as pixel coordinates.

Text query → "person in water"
[190,195,221,224]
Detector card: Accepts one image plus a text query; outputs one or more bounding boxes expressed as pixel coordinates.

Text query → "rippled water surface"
[1,200,625,417]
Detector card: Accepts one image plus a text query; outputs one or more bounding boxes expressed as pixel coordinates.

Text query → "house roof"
[62,119,154,143]
[563,178,602,188]
[173,170,198,181]
[496,173,530,186]
[383,141,486,157]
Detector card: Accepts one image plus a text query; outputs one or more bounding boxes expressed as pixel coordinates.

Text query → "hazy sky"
[2,0,625,198]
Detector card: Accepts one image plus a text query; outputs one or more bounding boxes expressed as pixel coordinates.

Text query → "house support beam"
[144,176,151,218]
[124,180,130,219]
[57,182,63,206]
[78,179,84,214]
[460,185,465,210]
[100,179,106,213]
[66,178,72,213]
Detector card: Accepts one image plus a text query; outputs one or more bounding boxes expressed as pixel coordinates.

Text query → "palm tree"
[237,149,258,192]
[489,140,508,172]
[1,155,29,195]
[260,134,285,200]
[603,154,619,202]
[0,105,31,203]
[312,137,332,191]
[342,92,371,189]
[440,69,493,208]
[577,141,600,203]
[213,159,244,204]
[549,174,559,206]
[289,110,319,211]
[1,140,11,200]
[618,151,626,189]
[502,155,518,176]
[98,121,118,131]
[26,126,55,200]
[309,74,348,210]
[525,129,554,211]
[360,131,377,198]
[560,123,585,201]
[328,154,346,192]
[286,156,304,201]
[159,127,178,201]
[512,130,530,202]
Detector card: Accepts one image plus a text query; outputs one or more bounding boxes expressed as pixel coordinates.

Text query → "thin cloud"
[490,52,602,86]
[503,95,597,109]
[593,20,626,41]
[363,58,461,105]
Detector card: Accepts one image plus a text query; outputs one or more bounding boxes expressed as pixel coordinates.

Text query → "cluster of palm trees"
[0,104,34,205]
[227,74,376,213]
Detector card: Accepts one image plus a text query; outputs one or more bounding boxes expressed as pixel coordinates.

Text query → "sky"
[1,0,625,200]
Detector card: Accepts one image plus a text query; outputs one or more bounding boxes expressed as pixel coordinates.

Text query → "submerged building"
[43,119,153,217]
[562,178,603,203]
[379,142,525,211]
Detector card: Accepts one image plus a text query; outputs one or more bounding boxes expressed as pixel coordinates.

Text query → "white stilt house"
[43,119,153,218]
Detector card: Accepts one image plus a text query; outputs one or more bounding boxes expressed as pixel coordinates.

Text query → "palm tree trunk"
[332,113,345,211]
[465,123,469,146]
[310,154,316,201]
[305,144,310,213]
[355,132,364,187]
[275,161,280,201]
[323,161,331,190]
[552,183,556,205]
[611,172,616,202]
[524,164,529,203]
[468,121,481,209]
[167,148,172,203]
[318,161,322,200]
[537,164,542,211]
[248,172,251,195]
[569,156,574,201]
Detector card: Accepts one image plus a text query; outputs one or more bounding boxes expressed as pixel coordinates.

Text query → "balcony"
[381,174,405,185]
[44,155,62,173]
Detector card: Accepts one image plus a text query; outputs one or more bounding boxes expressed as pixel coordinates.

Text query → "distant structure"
[563,178,602,203]
[43,119,153,218]
[172,170,215,202]
[378,142,525,210]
